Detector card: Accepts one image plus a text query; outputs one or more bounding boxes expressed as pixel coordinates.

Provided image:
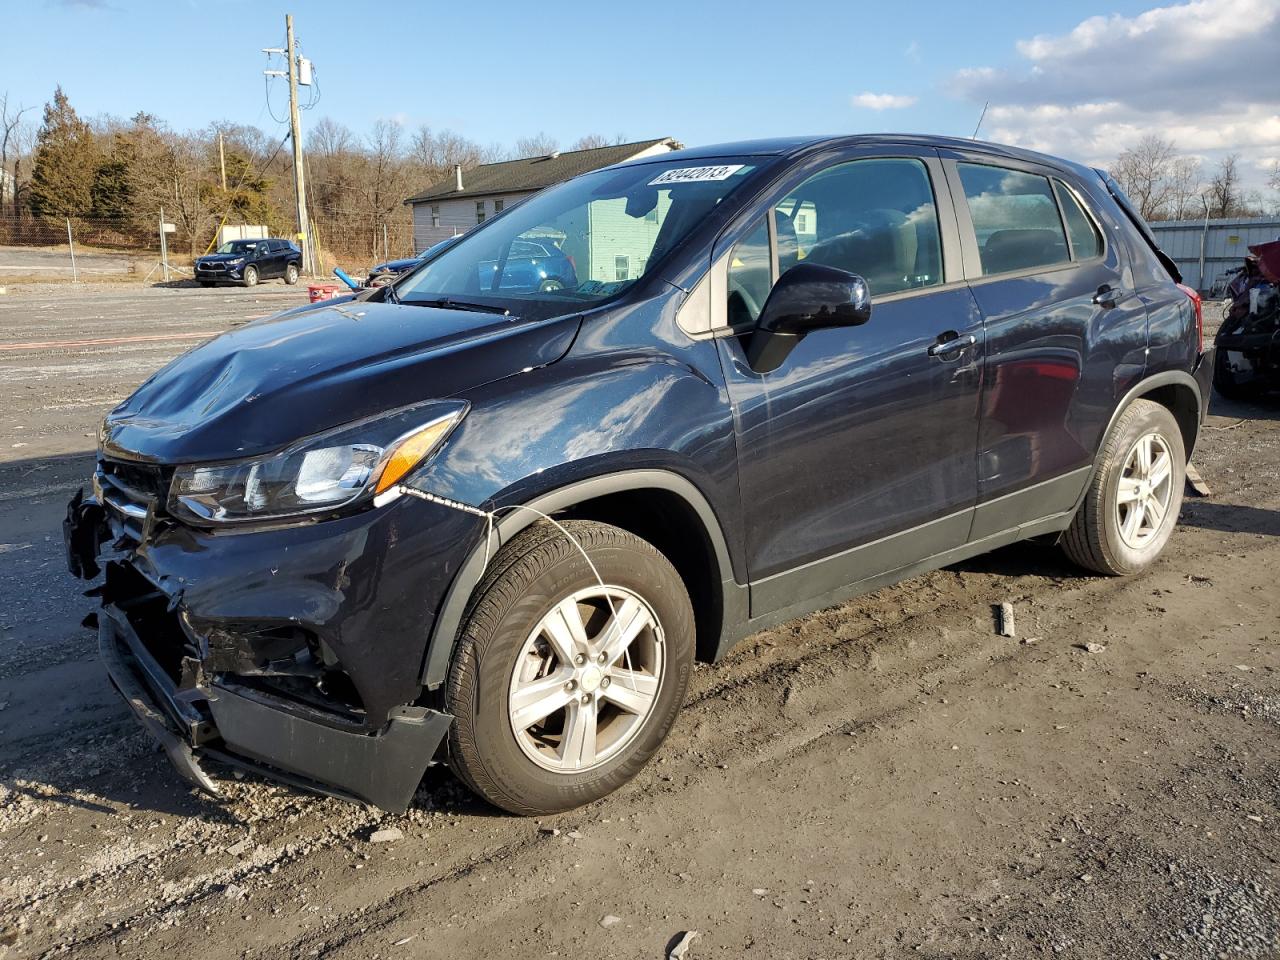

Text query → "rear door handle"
[1092,283,1125,308]
[927,333,977,357]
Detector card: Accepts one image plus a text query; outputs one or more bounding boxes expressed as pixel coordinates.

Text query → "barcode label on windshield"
[648,164,744,186]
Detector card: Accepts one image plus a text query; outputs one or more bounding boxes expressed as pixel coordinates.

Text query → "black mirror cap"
[747,263,872,373]
[756,262,871,336]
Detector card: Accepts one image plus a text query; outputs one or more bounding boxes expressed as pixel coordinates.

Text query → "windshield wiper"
[405,297,511,316]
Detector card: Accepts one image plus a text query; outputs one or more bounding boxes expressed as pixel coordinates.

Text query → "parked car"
[364,235,463,286]
[66,135,1211,817]
[195,238,302,287]
[366,235,576,293]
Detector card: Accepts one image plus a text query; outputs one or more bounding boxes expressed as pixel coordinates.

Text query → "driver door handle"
[927,333,976,357]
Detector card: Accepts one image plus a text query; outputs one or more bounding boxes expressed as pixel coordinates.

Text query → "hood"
[197,252,248,263]
[103,300,581,463]
[371,257,419,274]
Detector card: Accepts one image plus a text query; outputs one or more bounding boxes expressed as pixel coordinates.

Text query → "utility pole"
[159,206,170,282]
[285,14,312,275]
[218,132,227,191]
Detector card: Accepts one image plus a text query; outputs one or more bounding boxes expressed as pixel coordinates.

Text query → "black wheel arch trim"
[1076,369,1203,511]
[419,469,738,690]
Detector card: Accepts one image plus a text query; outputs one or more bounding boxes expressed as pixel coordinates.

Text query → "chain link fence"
[0,215,168,282]
[0,210,427,283]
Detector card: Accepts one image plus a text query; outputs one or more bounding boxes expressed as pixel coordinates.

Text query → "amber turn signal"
[373,417,457,494]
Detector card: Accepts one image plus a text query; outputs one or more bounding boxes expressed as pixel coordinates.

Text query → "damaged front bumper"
[65,477,478,813]
[96,602,450,811]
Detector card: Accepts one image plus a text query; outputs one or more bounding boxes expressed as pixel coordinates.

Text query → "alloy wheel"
[508,585,664,773]
[1114,432,1175,549]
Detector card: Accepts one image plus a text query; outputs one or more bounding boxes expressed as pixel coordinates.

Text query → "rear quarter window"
[1053,180,1103,260]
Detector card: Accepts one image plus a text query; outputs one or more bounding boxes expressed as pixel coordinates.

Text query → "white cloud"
[851,92,918,111]
[951,0,1280,190]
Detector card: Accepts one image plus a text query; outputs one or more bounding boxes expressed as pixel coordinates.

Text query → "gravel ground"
[0,285,1277,959]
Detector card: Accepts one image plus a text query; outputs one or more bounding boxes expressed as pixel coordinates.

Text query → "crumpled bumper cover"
[96,600,452,813]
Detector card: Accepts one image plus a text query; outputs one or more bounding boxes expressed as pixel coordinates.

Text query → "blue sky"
[5,0,1280,186]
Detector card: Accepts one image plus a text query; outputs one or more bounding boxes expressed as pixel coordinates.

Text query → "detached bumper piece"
[97,604,451,813]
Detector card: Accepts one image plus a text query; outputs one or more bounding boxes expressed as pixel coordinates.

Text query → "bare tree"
[409,126,488,174]
[358,120,409,216]
[514,132,558,159]
[1165,156,1204,221]
[1206,153,1241,219]
[309,117,354,158]
[0,92,33,216]
[308,118,359,222]
[570,134,611,151]
[1109,135,1177,220]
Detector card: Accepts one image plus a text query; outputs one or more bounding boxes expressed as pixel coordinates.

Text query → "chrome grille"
[98,457,171,535]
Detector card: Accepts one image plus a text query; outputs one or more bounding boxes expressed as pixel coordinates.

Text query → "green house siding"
[583,192,673,283]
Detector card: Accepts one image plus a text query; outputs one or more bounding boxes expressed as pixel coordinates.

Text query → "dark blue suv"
[66,136,1211,815]
[195,238,302,287]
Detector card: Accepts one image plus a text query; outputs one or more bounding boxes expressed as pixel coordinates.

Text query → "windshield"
[395,158,760,308]
[215,240,260,255]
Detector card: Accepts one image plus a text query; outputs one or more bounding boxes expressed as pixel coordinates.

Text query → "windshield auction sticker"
[648,164,745,186]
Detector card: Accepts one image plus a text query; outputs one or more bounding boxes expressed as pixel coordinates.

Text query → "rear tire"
[284,263,299,285]
[1062,399,1185,575]
[445,520,694,816]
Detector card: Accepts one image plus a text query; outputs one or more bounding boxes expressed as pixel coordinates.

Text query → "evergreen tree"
[221,149,277,228]
[90,133,135,219]
[28,86,98,218]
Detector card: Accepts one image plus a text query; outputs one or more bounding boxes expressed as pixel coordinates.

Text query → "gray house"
[405,137,680,253]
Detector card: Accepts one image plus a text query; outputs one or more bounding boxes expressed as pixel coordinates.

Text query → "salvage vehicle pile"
[1214,238,1280,400]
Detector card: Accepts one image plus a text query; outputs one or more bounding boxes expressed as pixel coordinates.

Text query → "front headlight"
[168,400,467,524]
[227,257,245,266]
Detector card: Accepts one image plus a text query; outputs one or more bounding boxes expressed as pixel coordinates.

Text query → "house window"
[494,199,504,213]
[475,201,486,224]
[431,205,440,228]
[615,255,630,281]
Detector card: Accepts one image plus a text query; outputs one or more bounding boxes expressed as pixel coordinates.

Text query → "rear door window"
[958,164,1070,276]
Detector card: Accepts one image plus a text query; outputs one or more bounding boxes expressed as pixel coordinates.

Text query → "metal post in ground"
[1198,195,1210,294]
[159,206,170,282]
[66,218,78,282]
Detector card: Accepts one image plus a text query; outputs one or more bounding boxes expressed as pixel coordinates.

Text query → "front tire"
[446,520,694,816]
[241,265,258,287]
[1062,399,1185,575]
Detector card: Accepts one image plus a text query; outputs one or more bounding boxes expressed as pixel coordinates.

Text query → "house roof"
[404,137,679,204]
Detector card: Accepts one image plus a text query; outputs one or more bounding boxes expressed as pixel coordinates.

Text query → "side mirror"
[747,262,871,372]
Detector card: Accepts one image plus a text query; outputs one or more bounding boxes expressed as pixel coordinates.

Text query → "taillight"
[1177,283,1204,354]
